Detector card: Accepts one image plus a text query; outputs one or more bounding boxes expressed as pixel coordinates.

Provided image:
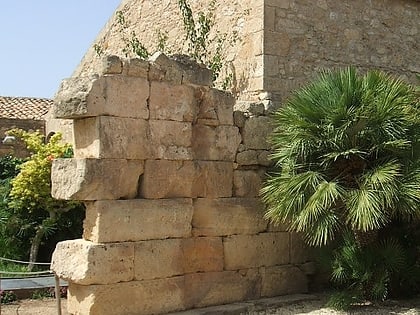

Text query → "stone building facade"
[74,0,419,107]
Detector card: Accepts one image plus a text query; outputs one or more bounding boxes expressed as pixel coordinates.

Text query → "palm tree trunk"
[28,227,44,271]
[353,229,378,248]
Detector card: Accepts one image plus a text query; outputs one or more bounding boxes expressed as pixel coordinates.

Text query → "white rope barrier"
[0,257,50,266]
[0,256,63,315]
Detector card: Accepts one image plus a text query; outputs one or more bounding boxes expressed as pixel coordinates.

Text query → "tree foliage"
[261,67,420,308]
[1,129,83,267]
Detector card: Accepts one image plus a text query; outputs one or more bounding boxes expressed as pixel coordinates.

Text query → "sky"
[0,1,121,99]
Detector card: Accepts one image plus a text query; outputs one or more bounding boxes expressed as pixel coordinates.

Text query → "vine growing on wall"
[94,0,244,90]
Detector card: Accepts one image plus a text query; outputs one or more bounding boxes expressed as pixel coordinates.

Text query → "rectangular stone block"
[233,169,265,197]
[140,160,233,198]
[194,161,233,197]
[51,158,144,200]
[192,198,268,236]
[260,265,308,297]
[290,232,312,264]
[73,116,151,159]
[242,116,273,150]
[184,270,261,308]
[134,237,223,280]
[51,239,134,285]
[83,199,193,243]
[149,81,197,122]
[223,233,290,270]
[149,120,193,160]
[67,277,185,315]
[192,125,241,161]
[54,76,149,119]
[197,88,235,125]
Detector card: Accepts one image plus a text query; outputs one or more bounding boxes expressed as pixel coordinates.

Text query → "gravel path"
[1,294,419,315]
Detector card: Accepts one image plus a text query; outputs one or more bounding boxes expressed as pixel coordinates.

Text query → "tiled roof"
[0,96,53,120]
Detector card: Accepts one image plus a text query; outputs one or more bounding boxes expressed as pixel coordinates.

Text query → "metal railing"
[0,256,63,315]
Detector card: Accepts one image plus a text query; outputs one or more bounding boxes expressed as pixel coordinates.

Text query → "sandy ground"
[1,295,419,315]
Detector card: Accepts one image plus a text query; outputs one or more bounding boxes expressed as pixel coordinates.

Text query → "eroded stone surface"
[51,239,134,285]
[83,199,193,243]
[192,198,268,236]
[51,158,144,200]
[223,233,290,270]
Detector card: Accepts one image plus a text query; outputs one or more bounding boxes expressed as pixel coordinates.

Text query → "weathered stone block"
[236,150,259,165]
[134,237,223,280]
[150,52,213,87]
[149,120,192,160]
[54,76,149,119]
[193,161,233,197]
[51,158,144,200]
[51,239,134,285]
[73,116,151,159]
[242,116,273,150]
[260,265,308,297]
[149,81,197,122]
[192,125,241,161]
[140,160,233,198]
[192,198,268,236]
[198,88,235,125]
[139,160,195,198]
[100,55,123,75]
[67,277,185,315]
[184,270,261,308]
[223,233,290,270]
[83,199,193,243]
[290,233,312,264]
[233,169,265,197]
[125,58,149,78]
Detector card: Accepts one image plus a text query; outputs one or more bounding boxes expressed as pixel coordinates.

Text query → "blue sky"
[0,1,121,98]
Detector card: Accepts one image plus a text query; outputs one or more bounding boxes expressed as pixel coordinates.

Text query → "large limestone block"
[192,125,241,161]
[149,81,197,122]
[134,238,223,280]
[140,160,233,198]
[149,120,192,160]
[290,232,312,264]
[197,88,235,125]
[83,199,193,243]
[242,116,273,150]
[51,158,144,200]
[67,277,185,315]
[223,232,290,270]
[149,52,213,87]
[54,75,149,119]
[73,116,151,159]
[184,270,261,308]
[233,169,265,197]
[192,198,268,236]
[51,239,134,285]
[260,265,308,297]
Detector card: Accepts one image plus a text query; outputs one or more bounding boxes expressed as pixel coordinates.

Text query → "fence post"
[54,274,62,315]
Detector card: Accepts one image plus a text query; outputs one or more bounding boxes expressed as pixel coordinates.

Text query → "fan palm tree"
[261,67,420,247]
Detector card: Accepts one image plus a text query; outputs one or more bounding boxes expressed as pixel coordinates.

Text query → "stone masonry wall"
[72,0,419,108]
[51,54,311,315]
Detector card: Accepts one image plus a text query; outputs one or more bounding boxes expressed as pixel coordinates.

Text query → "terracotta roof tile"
[0,96,53,120]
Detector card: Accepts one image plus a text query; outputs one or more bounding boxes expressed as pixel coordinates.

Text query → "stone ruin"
[50,53,312,315]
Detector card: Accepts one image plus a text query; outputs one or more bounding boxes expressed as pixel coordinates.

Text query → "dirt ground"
[1,295,419,315]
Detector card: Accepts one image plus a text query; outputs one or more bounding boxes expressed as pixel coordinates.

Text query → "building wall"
[263,0,419,103]
[72,0,419,107]
[0,118,45,158]
[50,54,311,315]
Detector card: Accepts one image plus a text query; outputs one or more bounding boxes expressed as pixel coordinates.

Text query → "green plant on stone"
[261,67,420,308]
[0,290,17,304]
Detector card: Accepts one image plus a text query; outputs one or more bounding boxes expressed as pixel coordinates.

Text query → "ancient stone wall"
[51,54,311,315]
[72,0,419,108]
